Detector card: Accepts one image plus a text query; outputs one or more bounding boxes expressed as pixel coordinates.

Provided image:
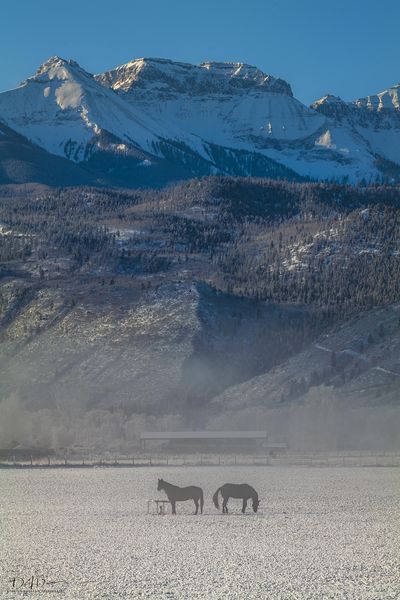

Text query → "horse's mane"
[159,479,182,490]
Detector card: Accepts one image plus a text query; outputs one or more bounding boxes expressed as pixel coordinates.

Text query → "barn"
[139,431,286,453]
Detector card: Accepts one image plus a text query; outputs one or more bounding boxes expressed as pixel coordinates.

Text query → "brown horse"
[157,478,204,515]
[213,483,260,513]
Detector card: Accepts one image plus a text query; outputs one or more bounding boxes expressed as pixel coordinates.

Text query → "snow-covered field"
[1,467,399,599]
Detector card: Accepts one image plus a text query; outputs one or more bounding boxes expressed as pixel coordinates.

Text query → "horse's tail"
[200,489,204,513]
[213,486,222,509]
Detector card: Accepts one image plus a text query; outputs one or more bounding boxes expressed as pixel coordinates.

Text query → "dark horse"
[213,483,260,513]
[157,479,204,515]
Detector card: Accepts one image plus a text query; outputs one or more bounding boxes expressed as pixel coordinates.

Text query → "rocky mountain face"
[97,58,293,96]
[0,56,399,185]
[312,84,400,122]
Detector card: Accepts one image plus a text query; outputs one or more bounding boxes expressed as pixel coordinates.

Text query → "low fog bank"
[210,390,400,453]
[1,386,399,454]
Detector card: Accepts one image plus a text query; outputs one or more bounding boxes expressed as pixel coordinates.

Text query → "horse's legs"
[194,499,199,515]
[222,495,228,513]
[242,499,247,513]
[171,501,176,515]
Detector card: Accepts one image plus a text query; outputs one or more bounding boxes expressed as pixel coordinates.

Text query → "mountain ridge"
[0,55,399,186]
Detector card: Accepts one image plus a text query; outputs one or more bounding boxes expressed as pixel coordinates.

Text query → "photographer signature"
[7,575,68,593]
[5,572,98,594]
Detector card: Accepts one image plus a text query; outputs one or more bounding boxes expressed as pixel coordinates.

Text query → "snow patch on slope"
[55,82,83,109]
[315,130,336,149]
[356,126,400,165]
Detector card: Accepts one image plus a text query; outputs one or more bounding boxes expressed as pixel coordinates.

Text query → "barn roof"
[140,431,268,440]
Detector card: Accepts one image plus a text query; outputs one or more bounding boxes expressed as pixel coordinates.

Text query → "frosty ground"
[1,467,399,599]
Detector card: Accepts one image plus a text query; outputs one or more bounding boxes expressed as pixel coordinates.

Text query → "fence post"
[30,455,33,466]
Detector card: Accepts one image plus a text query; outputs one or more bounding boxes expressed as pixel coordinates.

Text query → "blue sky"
[1,0,398,104]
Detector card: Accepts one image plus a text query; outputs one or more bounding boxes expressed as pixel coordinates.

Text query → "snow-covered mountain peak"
[310,95,351,119]
[0,55,166,163]
[96,57,193,93]
[96,57,292,96]
[311,95,346,108]
[95,56,321,150]
[28,56,92,84]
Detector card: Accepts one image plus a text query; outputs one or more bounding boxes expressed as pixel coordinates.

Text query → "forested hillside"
[0,177,399,450]
[2,178,400,318]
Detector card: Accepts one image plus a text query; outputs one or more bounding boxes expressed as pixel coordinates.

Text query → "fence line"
[1,452,400,469]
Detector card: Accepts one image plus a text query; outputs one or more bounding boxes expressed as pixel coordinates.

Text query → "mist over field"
[1,390,399,453]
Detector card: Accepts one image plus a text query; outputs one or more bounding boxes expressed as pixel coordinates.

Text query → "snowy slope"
[260,124,382,183]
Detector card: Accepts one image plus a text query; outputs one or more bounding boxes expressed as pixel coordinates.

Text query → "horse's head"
[157,478,164,491]
[252,497,261,513]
